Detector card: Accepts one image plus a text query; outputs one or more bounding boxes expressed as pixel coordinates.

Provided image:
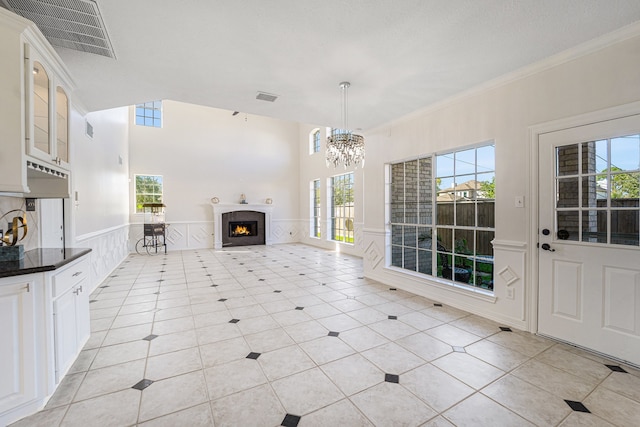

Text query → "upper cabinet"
[0,8,76,197]
[27,52,71,170]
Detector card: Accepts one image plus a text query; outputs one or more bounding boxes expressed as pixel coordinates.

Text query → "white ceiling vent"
[256,91,278,102]
[2,0,116,58]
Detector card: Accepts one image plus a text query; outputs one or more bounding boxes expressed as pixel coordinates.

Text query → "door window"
[555,135,639,246]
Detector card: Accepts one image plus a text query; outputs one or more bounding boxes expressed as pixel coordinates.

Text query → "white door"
[538,115,640,366]
[39,198,64,248]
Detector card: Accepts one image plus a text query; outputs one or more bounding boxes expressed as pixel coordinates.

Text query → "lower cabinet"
[51,259,90,382]
[0,275,43,426]
[0,254,90,426]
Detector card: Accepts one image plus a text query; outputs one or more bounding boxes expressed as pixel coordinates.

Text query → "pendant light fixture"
[326,82,365,168]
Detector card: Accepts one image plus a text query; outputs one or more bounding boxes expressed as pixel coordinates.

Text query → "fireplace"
[221,211,265,247]
[212,203,274,249]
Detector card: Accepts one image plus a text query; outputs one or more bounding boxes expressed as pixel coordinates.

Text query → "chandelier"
[326,82,365,168]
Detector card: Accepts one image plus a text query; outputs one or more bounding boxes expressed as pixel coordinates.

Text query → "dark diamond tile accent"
[358,276,364,279]
[110,275,118,278]
[564,400,590,413]
[499,327,512,332]
[201,266,207,269]
[281,413,301,426]
[99,285,109,288]
[606,365,628,373]
[211,284,218,287]
[385,374,399,384]
[328,331,340,337]
[142,334,158,341]
[453,346,466,353]
[389,288,397,291]
[321,283,326,286]
[434,303,443,307]
[295,307,304,310]
[299,273,305,276]
[259,279,265,281]
[218,298,228,302]
[284,266,289,268]
[246,352,261,360]
[132,379,154,391]
[240,263,244,265]
[159,270,165,273]
[157,279,164,282]
[388,315,398,320]
[274,290,282,293]
[154,292,160,295]
[248,270,253,272]
[89,299,98,303]
[206,274,212,277]
[229,319,240,323]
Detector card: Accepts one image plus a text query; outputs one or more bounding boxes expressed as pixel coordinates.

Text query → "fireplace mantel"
[211,204,274,249]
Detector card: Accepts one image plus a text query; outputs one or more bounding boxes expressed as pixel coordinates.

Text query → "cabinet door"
[76,277,90,347]
[53,287,78,382]
[0,281,37,413]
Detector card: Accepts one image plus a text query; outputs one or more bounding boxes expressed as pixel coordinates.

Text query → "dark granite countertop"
[0,248,92,278]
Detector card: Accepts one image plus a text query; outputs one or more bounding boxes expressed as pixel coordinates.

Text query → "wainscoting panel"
[75,225,129,293]
[362,229,529,331]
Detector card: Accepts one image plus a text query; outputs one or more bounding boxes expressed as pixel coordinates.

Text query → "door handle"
[541,243,555,252]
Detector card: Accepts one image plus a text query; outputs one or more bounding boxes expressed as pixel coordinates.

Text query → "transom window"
[330,173,354,243]
[135,175,163,213]
[389,144,495,291]
[555,134,639,246]
[135,101,162,127]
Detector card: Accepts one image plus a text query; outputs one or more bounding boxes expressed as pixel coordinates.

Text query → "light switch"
[515,196,524,208]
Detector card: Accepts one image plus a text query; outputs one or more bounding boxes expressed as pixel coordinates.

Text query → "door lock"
[541,243,555,252]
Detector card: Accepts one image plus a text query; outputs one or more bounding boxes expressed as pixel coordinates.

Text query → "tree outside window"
[135,175,163,213]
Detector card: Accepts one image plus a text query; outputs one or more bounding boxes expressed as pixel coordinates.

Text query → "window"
[311,179,321,237]
[555,135,639,246]
[310,129,321,154]
[135,175,163,213]
[389,144,495,291]
[135,101,162,127]
[330,173,354,243]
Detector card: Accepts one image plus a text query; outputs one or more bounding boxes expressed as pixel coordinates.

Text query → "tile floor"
[11,244,640,427]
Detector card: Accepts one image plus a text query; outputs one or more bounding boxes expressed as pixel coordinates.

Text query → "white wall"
[357,31,640,330]
[70,106,130,290]
[128,100,301,250]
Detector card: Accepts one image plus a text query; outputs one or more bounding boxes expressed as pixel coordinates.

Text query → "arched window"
[309,128,321,154]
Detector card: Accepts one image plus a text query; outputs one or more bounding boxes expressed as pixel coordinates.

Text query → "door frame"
[527,100,640,335]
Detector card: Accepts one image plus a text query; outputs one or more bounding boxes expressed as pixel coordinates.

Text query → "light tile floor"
[11,244,640,427]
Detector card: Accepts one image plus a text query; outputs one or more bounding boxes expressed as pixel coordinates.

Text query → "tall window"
[389,144,495,291]
[310,129,321,154]
[135,175,163,213]
[311,179,321,237]
[330,173,354,243]
[135,101,162,127]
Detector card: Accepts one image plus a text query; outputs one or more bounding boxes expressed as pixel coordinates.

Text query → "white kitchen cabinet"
[51,257,90,382]
[0,8,74,197]
[0,275,44,425]
[0,251,90,426]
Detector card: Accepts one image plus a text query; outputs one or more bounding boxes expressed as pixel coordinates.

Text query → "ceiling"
[11,0,640,130]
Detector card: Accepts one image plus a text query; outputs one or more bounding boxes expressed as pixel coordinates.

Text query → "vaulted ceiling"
[7,0,640,130]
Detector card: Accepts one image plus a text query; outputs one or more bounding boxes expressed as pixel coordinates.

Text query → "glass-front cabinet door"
[25,49,70,169]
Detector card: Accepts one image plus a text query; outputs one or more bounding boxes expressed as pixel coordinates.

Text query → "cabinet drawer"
[52,258,89,298]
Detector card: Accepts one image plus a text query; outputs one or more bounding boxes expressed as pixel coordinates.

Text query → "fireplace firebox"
[229,221,258,237]
[221,211,265,247]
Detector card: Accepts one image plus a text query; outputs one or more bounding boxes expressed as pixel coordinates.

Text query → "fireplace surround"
[212,204,274,249]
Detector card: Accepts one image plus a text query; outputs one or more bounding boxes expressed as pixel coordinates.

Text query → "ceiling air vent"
[1,0,116,58]
[256,91,278,102]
